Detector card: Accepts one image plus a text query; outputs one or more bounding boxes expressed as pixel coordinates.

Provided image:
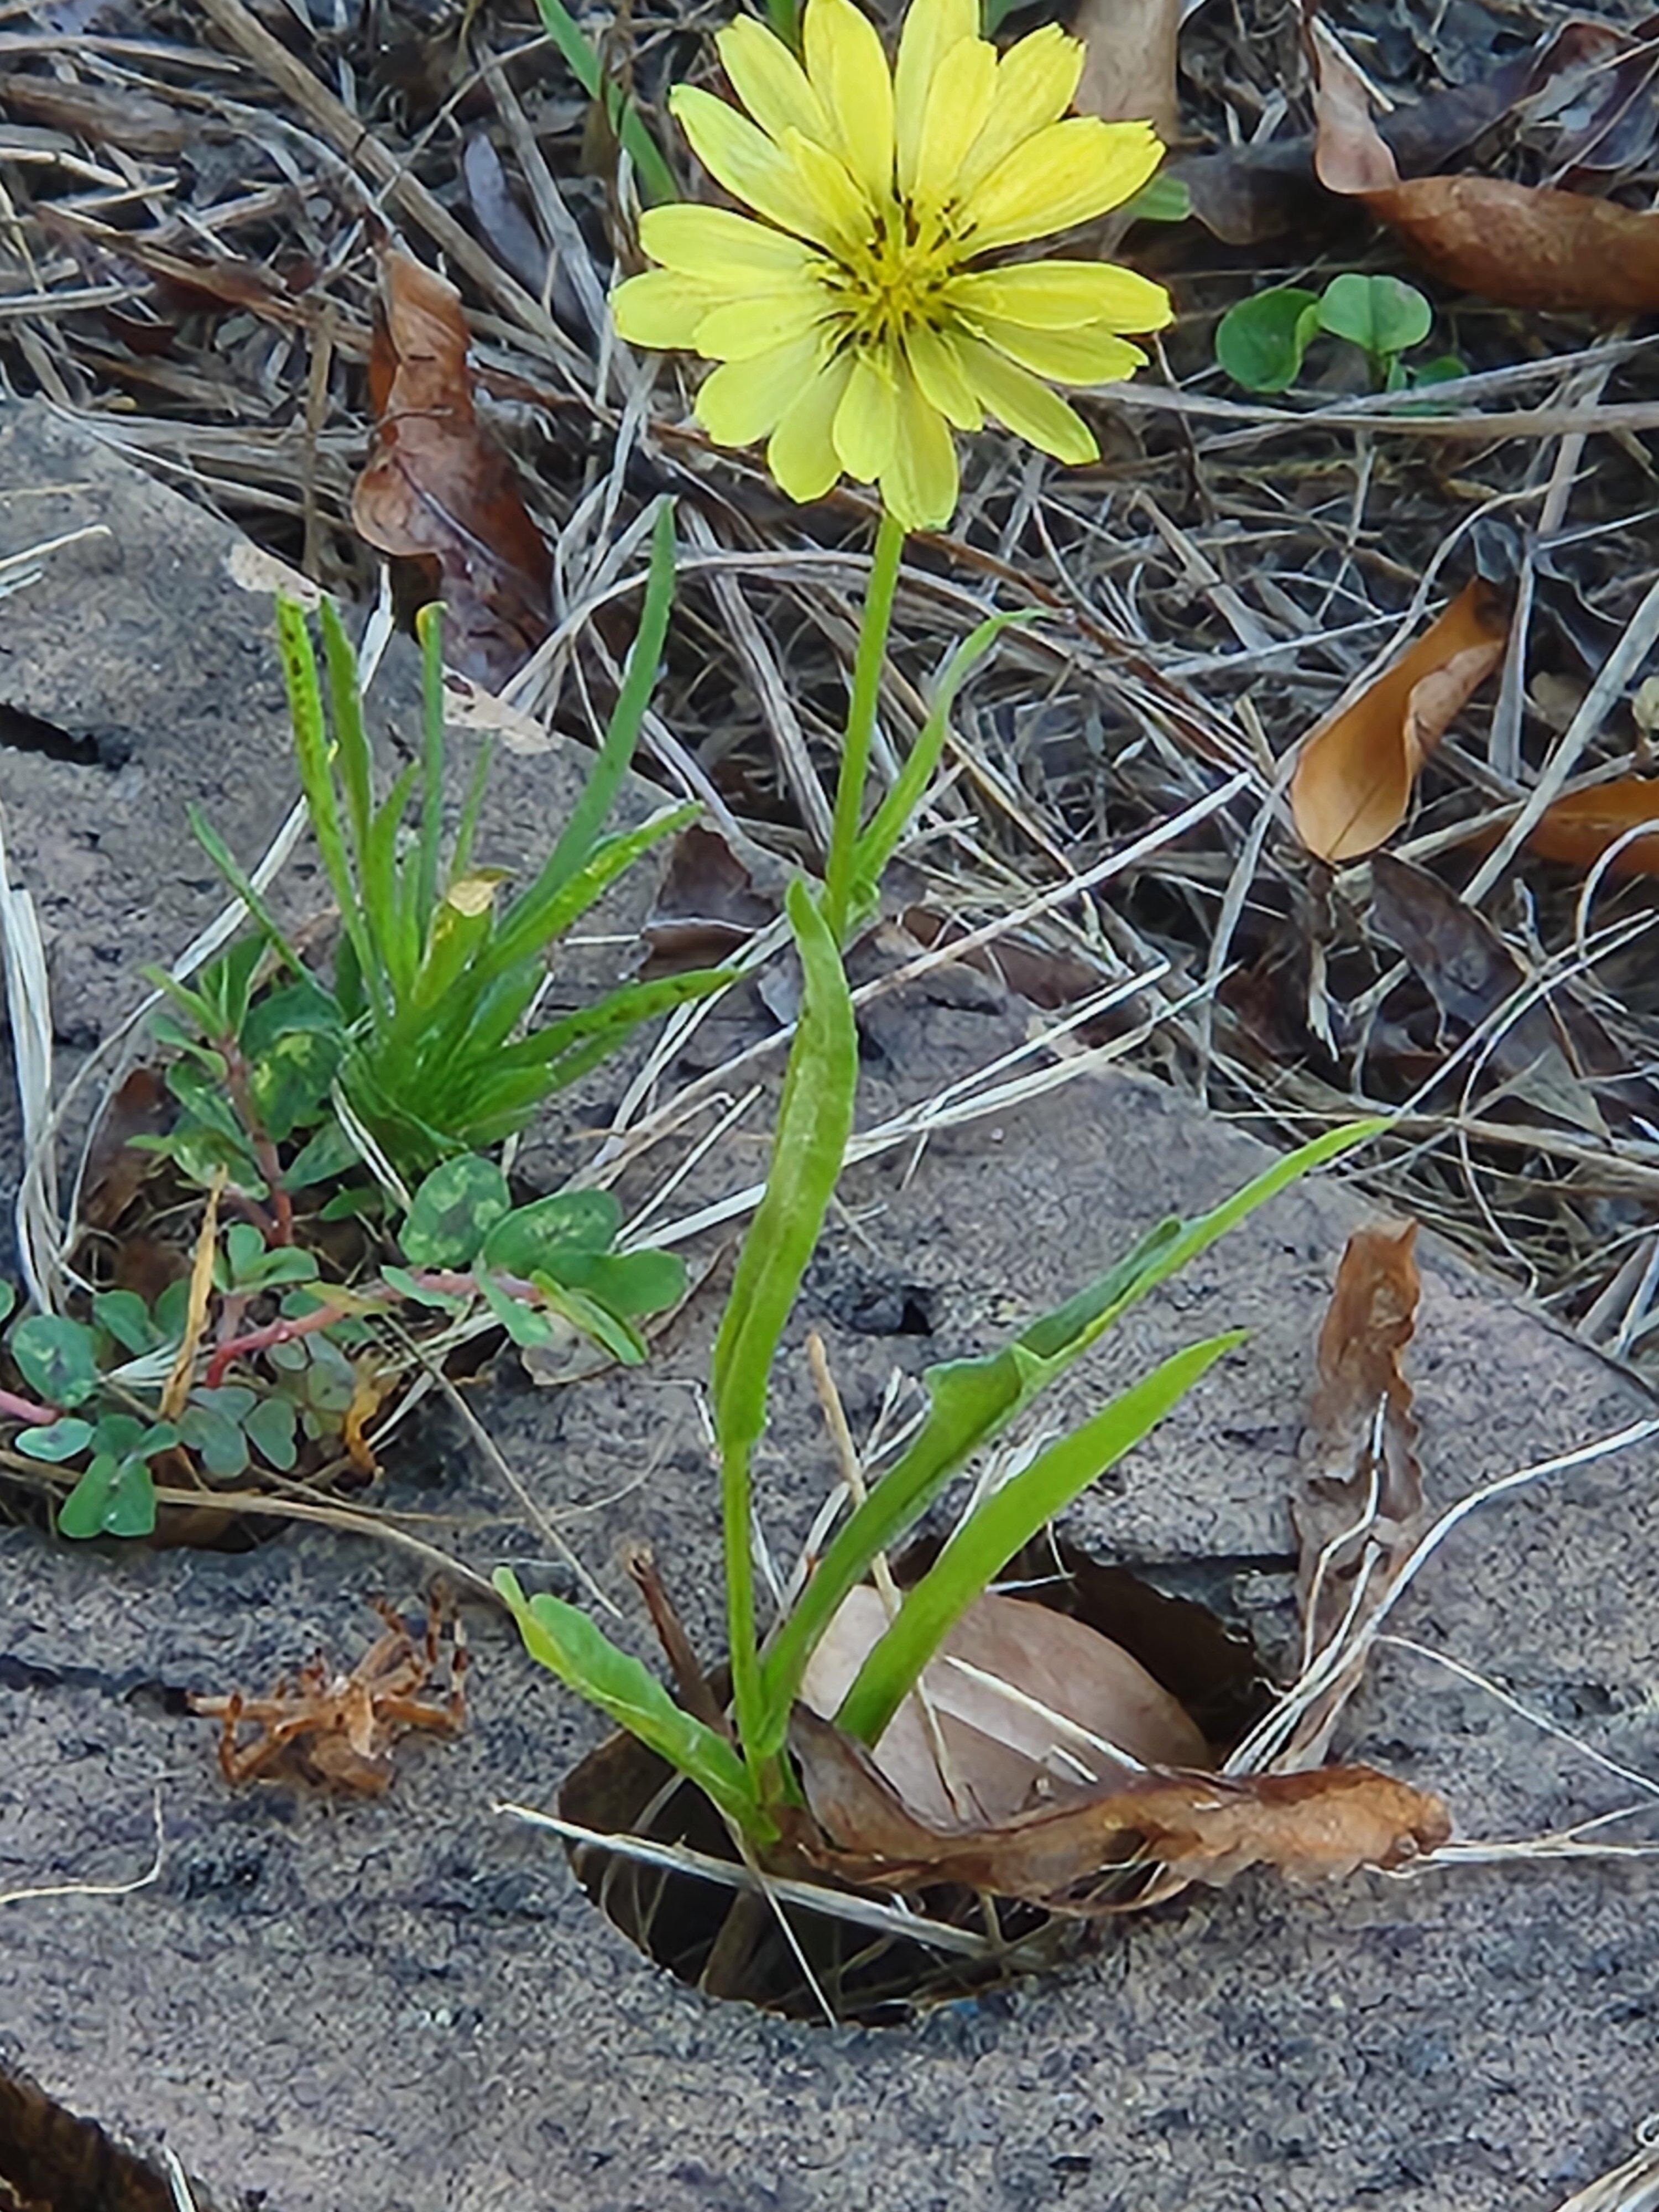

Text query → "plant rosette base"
[553,1541,1272,2024]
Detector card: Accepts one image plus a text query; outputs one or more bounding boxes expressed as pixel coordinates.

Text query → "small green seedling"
[1216,272,1462,395]
[152,504,727,1198]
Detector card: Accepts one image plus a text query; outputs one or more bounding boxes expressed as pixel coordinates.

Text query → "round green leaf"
[401,1155,512,1267]
[179,1400,251,1481]
[15,1416,94,1463]
[244,1394,299,1472]
[0,1279,18,1326]
[479,1188,622,1279]
[58,1453,156,1540]
[9,1314,102,1410]
[92,1289,158,1356]
[562,1246,686,1318]
[249,1025,345,1143]
[1214,286,1321,394]
[1318,272,1432,361]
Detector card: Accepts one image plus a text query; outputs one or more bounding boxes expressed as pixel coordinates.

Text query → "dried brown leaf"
[352,247,552,688]
[1370,852,1609,1135]
[801,1586,1208,1827]
[1527,780,1659,878]
[1074,0,1180,147]
[1312,32,1659,314]
[791,1707,1449,1909]
[1295,1224,1422,1646]
[1290,580,1511,863]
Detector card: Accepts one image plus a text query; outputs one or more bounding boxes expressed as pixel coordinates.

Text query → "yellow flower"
[612,0,1173,530]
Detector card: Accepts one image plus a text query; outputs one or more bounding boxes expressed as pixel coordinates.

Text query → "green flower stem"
[823,508,905,941]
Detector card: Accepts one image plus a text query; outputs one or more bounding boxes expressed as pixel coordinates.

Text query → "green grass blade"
[452,738,495,880]
[276,599,379,1001]
[483,967,730,1075]
[318,598,373,870]
[851,609,1034,909]
[414,603,446,947]
[494,1569,767,1838]
[714,881,857,1767]
[500,507,679,945]
[184,808,309,984]
[754,1119,1383,1754]
[531,0,680,205]
[834,1332,1245,1749]
[362,760,420,1002]
[474,801,700,993]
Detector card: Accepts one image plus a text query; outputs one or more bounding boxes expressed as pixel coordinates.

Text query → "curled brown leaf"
[791,1706,1449,1910]
[352,247,552,687]
[1290,580,1511,863]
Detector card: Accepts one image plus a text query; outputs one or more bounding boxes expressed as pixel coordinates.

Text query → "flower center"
[817,196,961,357]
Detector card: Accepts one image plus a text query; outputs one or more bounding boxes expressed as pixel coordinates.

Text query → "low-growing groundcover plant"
[1215,272,1463,396]
[0,509,723,1540]
[494,0,1380,1929]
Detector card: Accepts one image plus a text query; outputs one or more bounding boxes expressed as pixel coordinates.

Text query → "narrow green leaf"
[530,1275,649,1365]
[276,598,377,998]
[481,963,728,1078]
[530,0,680,205]
[755,1119,1384,1752]
[474,802,700,996]
[494,1569,765,1835]
[835,1331,1245,1748]
[478,1271,559,1347]
[319,597,375,874]
[415,601,447,949]
[0,1281,17,1328]
[853,610,1034,908]
[713,880,857,1762]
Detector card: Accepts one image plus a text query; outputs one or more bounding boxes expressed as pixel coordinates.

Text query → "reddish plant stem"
[218,1035,294,1245]
[204,1302,349,1389]
[0,1386,62,1427]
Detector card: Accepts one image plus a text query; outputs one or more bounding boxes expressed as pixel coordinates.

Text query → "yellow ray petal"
[694,281,832,361]
[913,34,997,212]
[696,331,828,447]
[768,351,855,504]
[894,0,978,194]
[612,268,721,349]
[671,85,847,245]
[961,116,1164,253]
[880,368,959,530]
[946,259,1172,332]
[969,315,1147,384]
[905,322,982,430]
[640,202,816,283]
[955,26,1083,202]
[782,125,874,255]
[833,349,899,481]
[802,0,895,206]
[716,17,836,152]
[956,333,1098,462]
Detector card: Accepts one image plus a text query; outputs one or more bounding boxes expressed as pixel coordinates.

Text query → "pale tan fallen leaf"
[1290,579,1510,863]
[802,1585,1207,1826]
[791,1706,1449,1910]
[1074,0,1181,147]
